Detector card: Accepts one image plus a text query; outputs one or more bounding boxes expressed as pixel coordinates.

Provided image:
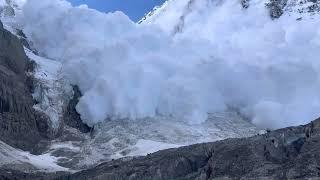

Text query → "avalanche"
[18,0,320,129]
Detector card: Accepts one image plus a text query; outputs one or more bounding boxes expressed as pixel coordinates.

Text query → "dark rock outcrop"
[0,20,49,151]
[55,118,320,180]
[243,0,289,19]
[266,0,288,19]
[241,0,250,9]
[0,3,15,17]
[0,168,67,180]
[63,85,92,133]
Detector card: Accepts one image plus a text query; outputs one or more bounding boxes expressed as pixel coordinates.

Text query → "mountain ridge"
[139,0,320,34]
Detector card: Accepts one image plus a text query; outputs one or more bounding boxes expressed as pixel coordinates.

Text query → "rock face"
[0,3,15,18]
[56,118,320,180]
[265,0,288,19]
[0,20,49,151]
[63,85,92,133]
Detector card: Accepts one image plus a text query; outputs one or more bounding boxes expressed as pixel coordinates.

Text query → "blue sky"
[68,0,165,21]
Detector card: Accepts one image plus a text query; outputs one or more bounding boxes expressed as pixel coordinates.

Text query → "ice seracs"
[26,48,72,128]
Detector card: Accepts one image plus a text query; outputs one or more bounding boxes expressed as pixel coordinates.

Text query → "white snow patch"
[125,139,180,157]
[0,141,69,172]
[0,0,6,6]
[50,142,80,152]
[19,152,69,172]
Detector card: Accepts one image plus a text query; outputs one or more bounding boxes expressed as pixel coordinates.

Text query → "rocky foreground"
[53,118,320,180]
[0,117,318,179]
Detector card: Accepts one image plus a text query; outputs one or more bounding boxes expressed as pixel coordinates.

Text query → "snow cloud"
[20,0,320,129]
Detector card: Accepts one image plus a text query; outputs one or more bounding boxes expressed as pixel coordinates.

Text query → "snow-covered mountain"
[0,0,320,174]
[140,0,320,34]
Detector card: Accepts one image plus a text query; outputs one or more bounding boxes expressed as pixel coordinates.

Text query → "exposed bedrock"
[0,20,50,152]
[62,85,92,134]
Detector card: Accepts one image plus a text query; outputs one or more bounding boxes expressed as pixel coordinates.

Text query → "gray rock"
[266,0,320,19]
[62,85,92,133]
[0,4,15,17]
[266,0,288,19]
[241,0,250,9]
[0,20,50,152]
[55,118,320,180]
[0,168,67,180]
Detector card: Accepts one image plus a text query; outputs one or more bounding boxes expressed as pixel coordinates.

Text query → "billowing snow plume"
[20,0,320,129]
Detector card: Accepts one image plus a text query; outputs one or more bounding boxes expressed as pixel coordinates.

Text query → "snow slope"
[0,140,69,172]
